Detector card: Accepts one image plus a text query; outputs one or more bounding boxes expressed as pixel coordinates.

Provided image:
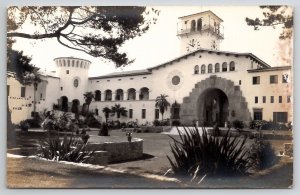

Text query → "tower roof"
[178,10,223,22]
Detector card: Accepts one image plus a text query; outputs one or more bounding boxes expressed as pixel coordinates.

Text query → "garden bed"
[87,136,143,163]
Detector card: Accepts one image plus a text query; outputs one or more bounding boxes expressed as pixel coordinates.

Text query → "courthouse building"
[7,10,292,126]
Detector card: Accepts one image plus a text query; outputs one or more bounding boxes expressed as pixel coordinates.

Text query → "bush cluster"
[152,119,170,126]
[249,120,290,130]
[247,134,278,170]
[232,120,244,129]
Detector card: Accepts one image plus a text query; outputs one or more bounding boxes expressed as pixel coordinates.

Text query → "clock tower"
[177,10,224,54]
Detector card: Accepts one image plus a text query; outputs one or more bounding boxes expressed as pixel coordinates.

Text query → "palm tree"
[102,107,111,123]
[83,92,94,112]
[111,104,128,118]
[23,70,42,115]
[155,94,170,121]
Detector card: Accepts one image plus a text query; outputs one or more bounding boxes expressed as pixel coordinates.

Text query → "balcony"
[177,24,224,39]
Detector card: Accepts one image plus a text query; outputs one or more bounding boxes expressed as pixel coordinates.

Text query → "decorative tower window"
[73,79,79,88]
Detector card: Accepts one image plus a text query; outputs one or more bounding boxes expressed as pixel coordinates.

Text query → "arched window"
[194,65,199,74]
[95,90,101,101]
[105,90,112,101]
[222,62,227,72]
[201,64,206,74]
[115,89,124,101]
[215,63,220,72]
[229,61,235,71]
[191,20,196,32]
[127,88,136,100]
[197,18,202,31]
[140,87,149,100]
[208,64,213,73]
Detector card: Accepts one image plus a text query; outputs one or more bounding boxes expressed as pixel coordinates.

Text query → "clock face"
[186,39,201,52]
[167,70,184,91]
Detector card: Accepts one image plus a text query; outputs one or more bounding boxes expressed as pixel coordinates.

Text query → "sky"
[11,6,293,77]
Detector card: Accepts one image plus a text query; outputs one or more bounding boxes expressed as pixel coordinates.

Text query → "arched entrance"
[198,88,229,127]
[60,96,69,112]
[71,99,80,113]
[180,75,251,126]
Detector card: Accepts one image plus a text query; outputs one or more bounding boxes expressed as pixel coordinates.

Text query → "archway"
[60,96,69,112]
[198,88,229,127]
[180,75,251,126]
[71,99,80,113]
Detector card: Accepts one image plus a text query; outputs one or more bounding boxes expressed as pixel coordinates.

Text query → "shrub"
[19,120,30,131]
[232,120,244,129]
[172,120,181,126]
[84,112,101,128]
[153,119,160,126]
[37,135,94,163]
[247,134,278,170]
[120,122,127,128]
[250,120,289,130]
[167,127,252,182]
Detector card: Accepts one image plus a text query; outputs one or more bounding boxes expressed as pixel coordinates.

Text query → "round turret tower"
[54,57,91,110]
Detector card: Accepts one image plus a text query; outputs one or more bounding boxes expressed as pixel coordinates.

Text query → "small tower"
[177,10,224,54]
[54,57,91,105]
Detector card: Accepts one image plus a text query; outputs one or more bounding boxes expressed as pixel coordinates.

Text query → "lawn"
[7,128,293,188]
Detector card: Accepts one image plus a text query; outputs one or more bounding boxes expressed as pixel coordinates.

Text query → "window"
[239,80,241,85]
[129,109,133,119]
[116,89,124,100]
[270,96,274,103]
[40,93,43,99]
[66,70,69,74]
[222,62,227,72]
[7,85,10,96]
[21,87,26,97]
[191,20,196,32]
[95,90,101,101]
[201,64,206,74]
[279,96,282,103]
[262,96,266,103]
[255,96,258,104]
[73,79,79,87]
[61,87,63,91]
[287,96,291,103]
[273,112,288,123]
[215,63,220,72]
[105,90,112,101]
[155,109,159,119]
[254,109,263,120]
[252,76,260,85]
[270,75,278,84]
[282,74,289,83]
[194,65,199,74]
[128,88,136,100]
[197,18,202,31]
[208,64,213,73]
[142,109,146,119]
[229,61,235,71]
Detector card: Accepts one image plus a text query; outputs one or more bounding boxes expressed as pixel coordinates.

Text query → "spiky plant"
[167,127,253,182]
[37,135,94,163]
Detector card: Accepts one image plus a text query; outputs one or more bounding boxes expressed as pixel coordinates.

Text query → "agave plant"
[167,127,253,182]
[37,135,94,163]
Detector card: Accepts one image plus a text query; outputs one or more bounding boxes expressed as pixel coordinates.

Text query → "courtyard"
[7,128,293,188]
